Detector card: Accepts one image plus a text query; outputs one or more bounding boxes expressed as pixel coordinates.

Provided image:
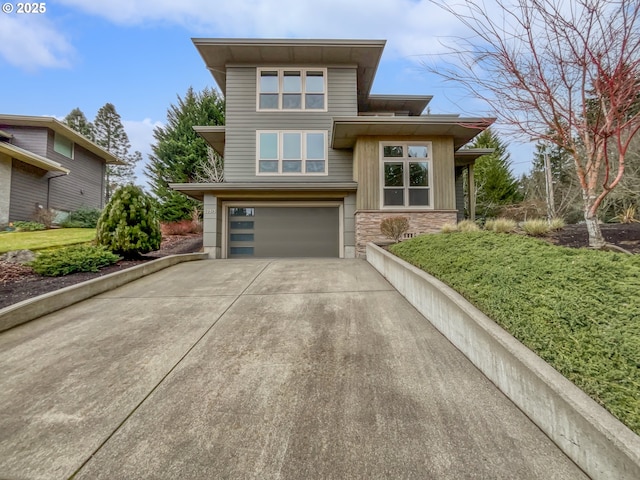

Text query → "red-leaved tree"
[428,0,640,248]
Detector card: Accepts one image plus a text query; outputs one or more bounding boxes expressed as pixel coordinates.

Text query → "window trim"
[53,132,74,159]
[256,130,328,176]
[256,67,327,112]
[379,141,433,209]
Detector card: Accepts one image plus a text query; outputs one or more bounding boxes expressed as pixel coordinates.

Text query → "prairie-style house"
[0,114,121,225]
[171,39,494,258]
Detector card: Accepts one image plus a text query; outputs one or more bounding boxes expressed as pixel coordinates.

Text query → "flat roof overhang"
[170,181,358,201]
[0,114,123,165]
[455,148,494,166]
[332,116,496,150]
[194,126,225,156]
[0,141,70,173]
[359,95,433,116]
[192,38,386,102]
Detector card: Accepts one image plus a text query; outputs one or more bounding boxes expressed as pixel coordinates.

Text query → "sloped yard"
[390,231,640,436]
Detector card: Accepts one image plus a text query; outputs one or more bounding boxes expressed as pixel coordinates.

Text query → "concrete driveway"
[0,259,588,479]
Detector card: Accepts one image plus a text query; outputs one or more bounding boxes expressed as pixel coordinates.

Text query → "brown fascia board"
[192,38,386,98]
[0,114,124,165]
[170,181,358,201]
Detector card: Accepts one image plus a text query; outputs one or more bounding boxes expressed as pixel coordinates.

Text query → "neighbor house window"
[257,68,326,111]
[257,131,327,175]
[380,142,432,208]
[54,132,74,158]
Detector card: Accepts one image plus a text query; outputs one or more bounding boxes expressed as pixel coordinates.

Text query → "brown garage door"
[228,206,340,258]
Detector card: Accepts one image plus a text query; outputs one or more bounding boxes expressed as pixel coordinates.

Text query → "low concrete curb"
[366,243,640,480]
[0,253,209,333]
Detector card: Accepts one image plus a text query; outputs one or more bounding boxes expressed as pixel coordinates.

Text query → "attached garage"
[227,205,340,258]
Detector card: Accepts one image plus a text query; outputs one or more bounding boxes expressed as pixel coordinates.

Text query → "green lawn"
[390,231,640,435]
[0,228,96,254]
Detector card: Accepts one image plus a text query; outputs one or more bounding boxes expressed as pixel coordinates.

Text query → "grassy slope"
[390,231,640,435]
[0,229,96,254]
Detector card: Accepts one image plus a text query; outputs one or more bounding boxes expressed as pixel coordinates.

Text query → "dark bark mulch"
[0,235,203,310]
[546,222,640,254]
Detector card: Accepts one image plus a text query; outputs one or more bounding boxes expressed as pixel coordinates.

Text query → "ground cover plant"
[0,228,96,254]
[30,245,120,277]
[390,231,640,435]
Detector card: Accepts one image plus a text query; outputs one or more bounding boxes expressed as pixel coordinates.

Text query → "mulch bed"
[0,234,203,310]
[1,224,639,310]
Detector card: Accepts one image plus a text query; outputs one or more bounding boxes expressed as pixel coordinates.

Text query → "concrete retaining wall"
[0,253,209,332]
[367,242,640,480]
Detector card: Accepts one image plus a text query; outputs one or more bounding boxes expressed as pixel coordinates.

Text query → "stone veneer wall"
[355,210,457,257]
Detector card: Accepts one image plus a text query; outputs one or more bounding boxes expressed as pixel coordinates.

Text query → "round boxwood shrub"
[96,185,161,258]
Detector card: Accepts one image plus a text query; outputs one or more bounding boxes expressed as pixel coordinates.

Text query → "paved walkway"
[0,259,588,479]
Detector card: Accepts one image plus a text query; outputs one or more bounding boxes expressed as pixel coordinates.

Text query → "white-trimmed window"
[257,68,326,111]
[54,132,74,158]
[380,142,432,208]
[257,131,327,175]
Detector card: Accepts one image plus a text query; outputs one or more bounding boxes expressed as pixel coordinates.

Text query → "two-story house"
[171,39,494,258]
[0,114,121,226]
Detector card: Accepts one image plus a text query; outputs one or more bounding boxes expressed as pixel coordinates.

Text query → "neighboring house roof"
[192,38,386,110]
[331,116,496,150]
[0,114,124,165]
[0,141,70,173]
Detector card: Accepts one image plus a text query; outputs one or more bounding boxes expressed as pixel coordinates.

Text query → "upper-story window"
[380,142,432,208]
[257,68,327,111]
[53,132,74,158]
[257,130,327,175]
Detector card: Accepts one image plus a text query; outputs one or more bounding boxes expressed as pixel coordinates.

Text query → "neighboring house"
[171,39,494,258]
[0,114,121,226]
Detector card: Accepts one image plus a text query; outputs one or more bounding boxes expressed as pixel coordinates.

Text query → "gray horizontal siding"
[1,126,48,156]
[45,130,105,212]
[224,66,357,182]
[9,160,49,222]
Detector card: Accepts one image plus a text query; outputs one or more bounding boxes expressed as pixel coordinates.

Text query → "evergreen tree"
[63,107,95,141]
[93,103,140,201]
[469,128,522,218]
[146,87,225,221]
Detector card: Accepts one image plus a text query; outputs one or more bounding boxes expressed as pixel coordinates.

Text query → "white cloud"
[0,14,74,70]
[54,0,468,60]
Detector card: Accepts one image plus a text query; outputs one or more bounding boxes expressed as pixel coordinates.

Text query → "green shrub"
[30,245,120,276]
[13,221,46,232]
[522,219,551,236]
[61,207,102,228]
[457,220,481,232]
[484,218,517,233]
[96,185,161,258]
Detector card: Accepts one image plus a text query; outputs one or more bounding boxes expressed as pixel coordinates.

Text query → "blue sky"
[1,0,535,185]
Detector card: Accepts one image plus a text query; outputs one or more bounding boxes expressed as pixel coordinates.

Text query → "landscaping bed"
[389,228,640,435]
[0,234,202,309]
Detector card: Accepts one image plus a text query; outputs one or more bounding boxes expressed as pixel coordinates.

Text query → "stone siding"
[355,210,457,257]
